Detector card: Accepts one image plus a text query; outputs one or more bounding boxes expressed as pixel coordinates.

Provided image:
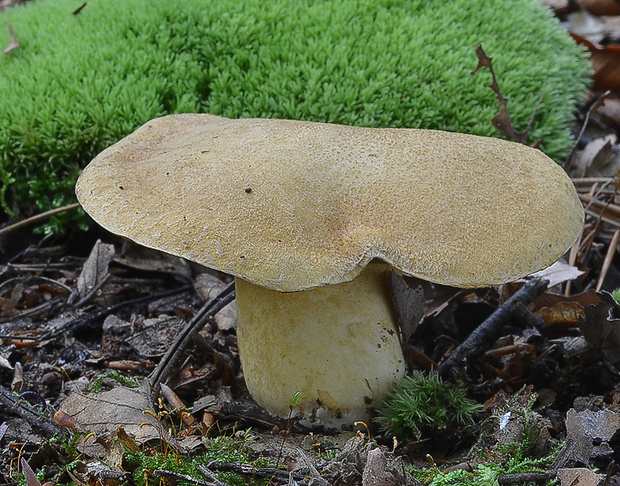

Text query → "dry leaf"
[389,271,424,344]
[557,468,604,486]
[76,240,115,299]
[576,0,620,15]
[594,92,620,129]
[573,34,620,91]
[362,448,395,486]
[536,302,585,330]
[113,244,191,276]
[20,457,42,486]
[1,23,19,55]
[116,426,140,452]
[579,292,620,370]
[566,10,617,43]
[527,261,584,288]
[561,408,620,466]
[570,133,620,178]
[195,272,237,331]
[59,384,159,441]
[125,315,185,357]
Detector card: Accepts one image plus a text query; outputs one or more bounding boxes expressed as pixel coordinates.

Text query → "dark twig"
[154,469,228,486]
[146,281,235,404]
[196,465,229,485]
[438,278,548,379]
[0,202,80,238]
[0,384,69,439]
[71,273,111,308]
[497,470,556,484]
[206,459,307,483]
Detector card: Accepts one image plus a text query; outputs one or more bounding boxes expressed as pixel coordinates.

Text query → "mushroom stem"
[235,263,405,424]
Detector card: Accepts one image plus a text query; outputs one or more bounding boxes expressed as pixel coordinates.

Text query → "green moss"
[86,371,140,393]
[0,0,590,222]
[124,434,273,486]
[377,371,482,440]
[412,441,563,486]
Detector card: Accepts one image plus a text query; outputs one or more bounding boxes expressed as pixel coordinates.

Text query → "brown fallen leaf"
[573,34,620,92]
[20,457,42,486]
[116,426,140,452]
[195,272,237,331]
[59,384,159,441]
[569,133,620,178]
[557,468,604,486]
[594,92,620,129]
[558,408,620,467]
[160,382,195,426]
[579,292,620,370]
[1,23,19,55]
[576,0,620,15]
[536,302,586,331]
[76,240,114,301]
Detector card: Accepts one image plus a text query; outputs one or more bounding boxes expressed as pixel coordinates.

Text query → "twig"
[0,384,69,439]
[207,459,307,483]
[196,464,230,485]
[72,273,111,308]
[0,202,80,238]
[438,278,548,379]
[497,470,556,484]
[146,282,235,404]
[154,469,227,486]
[596,227,620,291]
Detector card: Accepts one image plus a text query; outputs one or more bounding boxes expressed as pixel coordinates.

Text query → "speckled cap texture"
[76,114,584,291]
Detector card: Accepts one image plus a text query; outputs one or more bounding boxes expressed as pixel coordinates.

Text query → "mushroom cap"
[76,114,584,291]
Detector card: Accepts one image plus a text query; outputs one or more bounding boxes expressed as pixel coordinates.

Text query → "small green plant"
[411,388,563,486]
[86,371,140,393]
[377,371,481,440]
[612,288,620,303]
[412,442,562,486]
[124,434,273,486]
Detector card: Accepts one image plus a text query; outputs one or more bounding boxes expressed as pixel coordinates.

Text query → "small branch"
[196,465,230,485]
[0,384,69,439]
[154,469,227,486]
[597,226,620,291]
[146,282,236,404]
[497,470,556,485]
[438,278,548,379]
[0,203,80,238]
[206,459,307,483]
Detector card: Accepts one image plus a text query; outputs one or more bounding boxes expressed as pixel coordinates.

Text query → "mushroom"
[75,114,584,425]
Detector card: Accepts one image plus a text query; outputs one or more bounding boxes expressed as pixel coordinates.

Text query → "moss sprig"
[377,371,481,440]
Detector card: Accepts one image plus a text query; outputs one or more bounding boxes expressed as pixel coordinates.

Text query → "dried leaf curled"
[1,23,19,55]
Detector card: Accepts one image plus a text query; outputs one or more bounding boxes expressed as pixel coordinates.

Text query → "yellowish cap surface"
[76,114,584,291]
